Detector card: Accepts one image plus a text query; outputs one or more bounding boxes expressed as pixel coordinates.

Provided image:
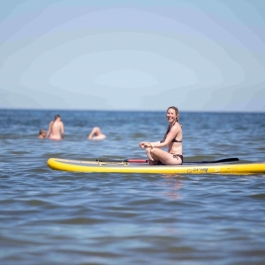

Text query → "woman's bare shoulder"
[173,122,181,130]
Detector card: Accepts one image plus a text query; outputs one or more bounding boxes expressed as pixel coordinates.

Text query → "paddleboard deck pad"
[47,158,265,175]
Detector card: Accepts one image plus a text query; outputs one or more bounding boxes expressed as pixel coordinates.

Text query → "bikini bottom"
[171,154,183,164]
[156,154,183,165]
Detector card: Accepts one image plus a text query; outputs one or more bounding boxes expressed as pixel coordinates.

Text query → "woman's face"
[166,108,177,123]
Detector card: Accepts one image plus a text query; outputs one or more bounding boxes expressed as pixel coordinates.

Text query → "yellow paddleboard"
[47,158,265,175]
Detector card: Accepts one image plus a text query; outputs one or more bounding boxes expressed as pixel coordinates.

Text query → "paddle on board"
[96,157,239,164]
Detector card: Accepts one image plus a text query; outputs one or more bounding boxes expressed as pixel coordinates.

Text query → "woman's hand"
[139,142,153,148]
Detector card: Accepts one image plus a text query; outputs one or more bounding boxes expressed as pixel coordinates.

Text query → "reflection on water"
[161,175,184,199]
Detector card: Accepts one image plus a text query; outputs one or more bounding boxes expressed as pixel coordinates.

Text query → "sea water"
[0,109,265,265]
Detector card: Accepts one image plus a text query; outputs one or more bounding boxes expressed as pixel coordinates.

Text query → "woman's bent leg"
[145,148,160,164]
[150,148,182,165]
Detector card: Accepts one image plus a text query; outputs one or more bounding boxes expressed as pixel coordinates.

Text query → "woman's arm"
[149,124,181,148]
[60,122,64,139]
[139,123,181,149]
[46,122,52,138]
[139,142,159,148]
[61,122,64,138]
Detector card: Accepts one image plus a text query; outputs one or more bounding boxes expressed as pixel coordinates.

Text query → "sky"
[0,0,264,112]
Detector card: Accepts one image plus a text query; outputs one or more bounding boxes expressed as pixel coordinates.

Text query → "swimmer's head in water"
[39,129,46,136]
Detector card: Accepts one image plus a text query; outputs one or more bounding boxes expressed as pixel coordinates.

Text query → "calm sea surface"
[1,109,265,265]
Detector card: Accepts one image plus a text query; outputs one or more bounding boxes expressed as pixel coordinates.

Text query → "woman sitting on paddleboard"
[46,114,64,140]
[139,106,183,165]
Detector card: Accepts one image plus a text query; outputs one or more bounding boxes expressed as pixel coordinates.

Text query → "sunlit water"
[1,109,265,265]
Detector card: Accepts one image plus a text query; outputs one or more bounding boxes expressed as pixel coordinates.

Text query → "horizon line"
[0,107,264,114]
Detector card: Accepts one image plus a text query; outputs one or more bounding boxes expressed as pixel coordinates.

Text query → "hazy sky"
[0,0,264,111]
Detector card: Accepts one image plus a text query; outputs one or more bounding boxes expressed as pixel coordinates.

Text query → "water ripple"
[0,110,265,264]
